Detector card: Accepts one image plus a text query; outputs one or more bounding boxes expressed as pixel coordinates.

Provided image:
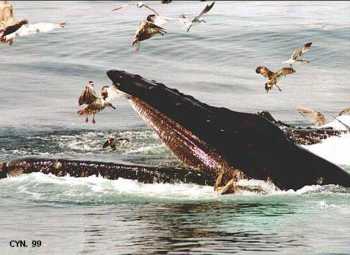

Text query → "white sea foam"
[2,173,348,204]
[303,133,350,166]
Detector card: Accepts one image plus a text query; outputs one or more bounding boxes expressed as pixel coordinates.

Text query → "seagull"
[112,2,159,14]
[3,22,65,43]
[112,2,174,27]
[296,106,327,126]
[255,66,296,93]
[136,2,160,15]
[77,81,117,124]
[103,137,130,151]
[283,42,312,67]
[178,1,215,32]
[132,20,167,51]
[297,106,350,129]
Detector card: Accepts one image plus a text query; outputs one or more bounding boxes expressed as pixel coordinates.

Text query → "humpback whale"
[106,69,350,191]
[2,70,350,194]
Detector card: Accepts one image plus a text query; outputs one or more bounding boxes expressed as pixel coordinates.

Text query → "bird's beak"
[110,104,116,110]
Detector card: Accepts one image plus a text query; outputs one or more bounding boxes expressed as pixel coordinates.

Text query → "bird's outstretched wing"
[147,21,167,33]
[112,4,129,12]
[338,107,350,116]
[138,3,160,16]
[290,48,302,61]
[302,42,312,54]
[296,106,327,126]
[1,20,27,37]
[255,66,274,79]
[79,82,98,106]
[290,42,312,60]
[100,86,119,102]
[196,1,215,19]
[275,67,295,80]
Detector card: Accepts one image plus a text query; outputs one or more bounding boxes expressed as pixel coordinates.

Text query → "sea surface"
[1,1,350,254]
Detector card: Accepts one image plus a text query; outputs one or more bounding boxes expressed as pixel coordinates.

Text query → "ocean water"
[1,1,350,254]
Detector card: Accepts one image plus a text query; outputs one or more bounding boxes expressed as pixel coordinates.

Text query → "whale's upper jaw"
[107,70,154,98]
[106,69,237,177]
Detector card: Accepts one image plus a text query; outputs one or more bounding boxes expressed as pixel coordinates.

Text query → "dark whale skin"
[0,158,215,185]
[107,69,350,190]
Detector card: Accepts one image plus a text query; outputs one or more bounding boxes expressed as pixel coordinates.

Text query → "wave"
[1,173,349,205]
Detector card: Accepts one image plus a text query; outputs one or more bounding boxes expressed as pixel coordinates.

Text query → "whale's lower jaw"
[0,158,215,185]
[128,96,243,181]
[107,69,350,190]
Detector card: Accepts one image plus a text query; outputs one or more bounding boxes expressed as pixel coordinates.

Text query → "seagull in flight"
[132,20,167,51]
[297,106,350,128]
[283,42,312,67]
[178,1,215,32]
[78,81,118,124]
[3,22,65,43]
[255,66,296,93]
[113,2,172,27]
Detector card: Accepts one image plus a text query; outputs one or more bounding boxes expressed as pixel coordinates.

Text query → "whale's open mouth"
[106,70,240,186]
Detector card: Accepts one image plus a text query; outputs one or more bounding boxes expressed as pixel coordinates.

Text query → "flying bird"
[112,2,159,14]
[297,106,350,128]
[132,20,167,51]
[297,106,350,126]
[78,81,118,124]
[255,66,296,93]
[3,22,65,43]
[296,106,327,127]
[112,2,173,26]
[136,1,160,16]
[136,2,174,26]
[283,42,312,67]
[178,1,215,32]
